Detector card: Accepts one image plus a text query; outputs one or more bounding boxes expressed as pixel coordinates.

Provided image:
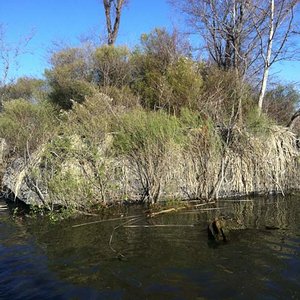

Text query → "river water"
[0,195,299,299]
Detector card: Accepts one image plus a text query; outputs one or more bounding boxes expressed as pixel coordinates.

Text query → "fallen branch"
[218,199,254,202]
[194,201,215,208]
[147,206,186,217]
[124,224,195,228]
[72,214,143,228]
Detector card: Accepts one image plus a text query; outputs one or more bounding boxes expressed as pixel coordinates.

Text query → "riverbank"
[1,93,299,214]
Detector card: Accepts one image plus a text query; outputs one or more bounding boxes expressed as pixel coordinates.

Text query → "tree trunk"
[103,0,125,45]
[258,0,274,115]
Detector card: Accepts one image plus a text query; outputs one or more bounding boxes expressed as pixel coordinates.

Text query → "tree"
[171,0,299,114]
[0,24,33,109]
[255,0,299,114]
[103,0,127,45]
[171,1,261,77]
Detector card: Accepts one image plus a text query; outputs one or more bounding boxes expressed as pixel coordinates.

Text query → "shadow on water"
[0,195,299,299]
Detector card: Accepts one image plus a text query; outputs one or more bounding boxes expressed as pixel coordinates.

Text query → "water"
[0,196,299,299]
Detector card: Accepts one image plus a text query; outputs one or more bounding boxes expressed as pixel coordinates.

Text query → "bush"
[132,53,203,113]
[93,45,132,88]
[0,99,57,156]
[1,77,46,103]
[166,57,203,112]
[113,109,185,203]
[114,109,184,154]
[245,108,274,135]
[48,78,95,109]
[46,47,95,109]
[131,28,200,112]
[65,92,115,143]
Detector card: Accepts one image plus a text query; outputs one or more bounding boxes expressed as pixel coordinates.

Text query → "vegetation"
[0,24,299,215]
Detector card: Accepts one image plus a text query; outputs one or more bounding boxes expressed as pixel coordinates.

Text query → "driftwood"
[194,201,215,207]
[147,206,187,217]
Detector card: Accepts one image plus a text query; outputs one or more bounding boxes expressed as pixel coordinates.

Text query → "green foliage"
[132,52,203,112]
[93,45,132,87]
[179,107,204,129]
[131,28,201,112]
[140,28,191,71]
[46,47,95,109]
[48,77,95,109]
[245,108,274,135]
[47,170,93,207]
[114,109,185,155]
[2,77,46,103]
[100,85,140,108]
[0,99,57,156]
[66,92,112,143]
[166,58,203,111]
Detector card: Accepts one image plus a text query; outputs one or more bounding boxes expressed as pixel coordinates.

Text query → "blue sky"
[0,0,299,86]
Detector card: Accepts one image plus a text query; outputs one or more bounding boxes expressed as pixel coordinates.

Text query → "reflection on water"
[0,195,299,299]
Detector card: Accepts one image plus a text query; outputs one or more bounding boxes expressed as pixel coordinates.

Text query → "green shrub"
[2,77,46,103]
[48,78,95,109]
[132,54,203,112]
[65,92,113,144]
[45,47,95,109]
[245,108,274,135]
[113,109,185,154]
[100,85,140,108]
[166,58,203,112]
[131,28,200,112]
[0,99,58,156]
[93,45,132,87]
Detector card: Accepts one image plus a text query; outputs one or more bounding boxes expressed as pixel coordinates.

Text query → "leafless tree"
[102,0,127,45]
[171,1,261,77]
[171,0,299,113]
[0,24,34,109]
[255,0,299,113]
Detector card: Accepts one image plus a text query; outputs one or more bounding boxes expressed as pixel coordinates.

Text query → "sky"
[0,0,299,86]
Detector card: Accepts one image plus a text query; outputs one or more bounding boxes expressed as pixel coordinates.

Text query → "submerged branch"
[124,224,195,228]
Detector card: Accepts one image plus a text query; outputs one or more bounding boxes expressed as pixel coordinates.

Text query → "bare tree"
[171,0,299,114]
[0,24,34,109]
[255,0,299,114]
[103,0,127,45]
[171,1,260,77]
